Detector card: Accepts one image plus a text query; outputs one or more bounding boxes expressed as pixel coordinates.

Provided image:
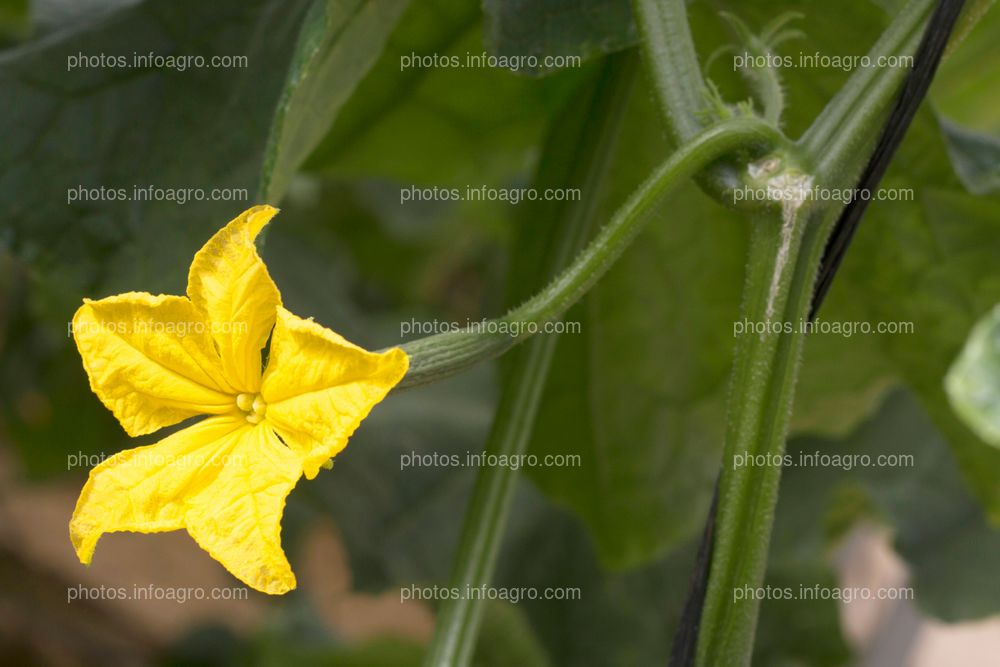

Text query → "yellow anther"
[252,395,267,417]
[236,393,254,412]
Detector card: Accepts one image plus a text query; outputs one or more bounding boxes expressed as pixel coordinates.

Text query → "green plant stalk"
[397,117,782,389]
[631,0,710,143]
[692,1,942,663]
[802,0,935,161]
[696,198,834,667]
[808,5,935,185]
[421,53,638,667]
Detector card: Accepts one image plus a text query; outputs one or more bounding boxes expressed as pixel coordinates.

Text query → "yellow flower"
[69,205,408,594]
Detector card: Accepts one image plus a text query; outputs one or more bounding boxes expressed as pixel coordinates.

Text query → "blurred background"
[1,0,1000,664]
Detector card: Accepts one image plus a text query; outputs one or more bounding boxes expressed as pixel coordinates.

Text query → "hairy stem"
[694,1,964,663]
[631,0,711,142]
[801,0,935,178]
[696,195,830,667]
[397,117,782,388]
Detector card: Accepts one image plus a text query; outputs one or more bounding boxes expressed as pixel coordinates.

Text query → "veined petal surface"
[70,415,303,594]
[185,423,302,594]
[73,292,236,436]
[187,205,281,392]
[261,307,408,479]
[70,415,246,564]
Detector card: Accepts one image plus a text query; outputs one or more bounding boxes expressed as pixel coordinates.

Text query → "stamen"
[236,393,268,424]
[252,396,267,417]
[236,393,254,412]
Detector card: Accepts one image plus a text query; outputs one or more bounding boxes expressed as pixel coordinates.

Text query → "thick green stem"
[802,0,935,165]
[397,117,782,388]
[696,195,833,667]
[694,2,946,663]
[421,54,637,666]
[631,0,711,143]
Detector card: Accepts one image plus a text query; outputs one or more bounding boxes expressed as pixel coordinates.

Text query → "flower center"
[236,393,267,424]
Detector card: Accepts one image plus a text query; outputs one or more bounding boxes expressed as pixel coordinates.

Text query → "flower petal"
[73,292,236,437]
[70,416,303,595]
[185,424,302,594]
[261,307,408,479]
[70,415,246,564]
[187,205,281,393]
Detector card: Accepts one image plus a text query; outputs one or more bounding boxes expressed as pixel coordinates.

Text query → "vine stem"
[396,117,782,388]
[627,0,945,664]
[696,194,830,667]
[631,0,710,143]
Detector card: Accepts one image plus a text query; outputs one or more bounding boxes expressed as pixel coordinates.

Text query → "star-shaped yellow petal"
[187,205,281,392]
[262,307,408,480]
[69,205,407,594]
[73,292,236,436]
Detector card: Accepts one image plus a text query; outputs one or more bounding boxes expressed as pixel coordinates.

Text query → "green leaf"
[0,0,28,45]
[946,303,1000,447]
[298,367,495,590]
[507,513,698,665]
[305,0,584,187]
[259,0,409,203]
[472,601,551,667]
[932,0,1000,134]
[482,0,637,76]
[776,390,1000,622]
[0,0,309,311]
[282,639,424,667]
[939,118,1000,195]
[304,0,481,177]
[827,107,1000,517]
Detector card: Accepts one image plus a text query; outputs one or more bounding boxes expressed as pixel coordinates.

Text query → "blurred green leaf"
[256,637,425,667]
[775,390,1000,622]
[482,0,636,76]
[473,601,551,667]
[245,601,547,667]
[828,108,1000,518]
[498,503,696,666]
[259,0,408,203]
[0,251,126,477]
[946,303,1000,447]
[0,0,308,312]
[791,290,899,437]
[932,0,1000,134]
[0,0,28,45]
[298,367,495,590]
[940,118,1000,195]
[305,0,584,187]
[305,0,479,175]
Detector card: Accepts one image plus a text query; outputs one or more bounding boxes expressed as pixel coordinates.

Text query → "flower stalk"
[396,117,783,389]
